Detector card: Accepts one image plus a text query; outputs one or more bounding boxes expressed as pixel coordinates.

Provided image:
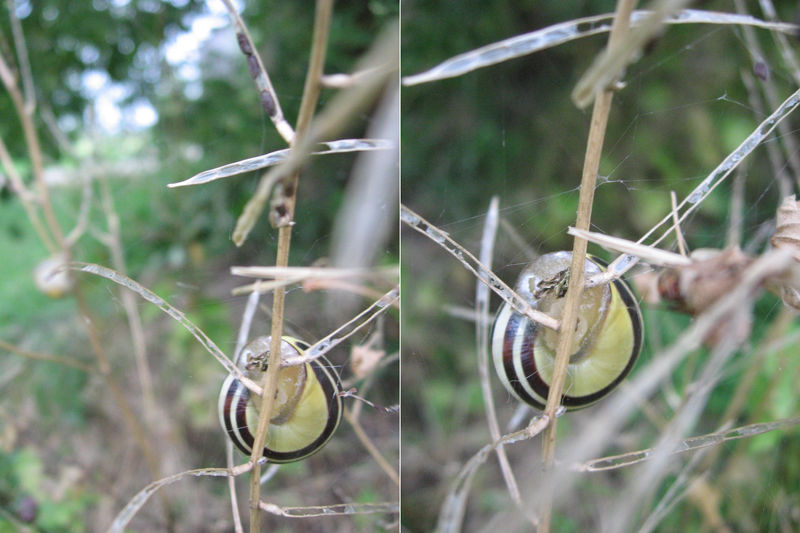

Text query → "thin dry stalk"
[436,416,550,533]
[107,463,255,533]
[734,0,800,188]
[283,286,399,367]
[639,449,715,533]
[538,2,635,531]
[572,414,800,472]
[513,249,796,532]
[671,190,688,256]
[0,338,94,373]
[342,408,399,485]
[679,307,793,480]
[302,278,392,302]
[475,197,528,523]
[258,501,398,518]
[759,0,800,84]
[64,172,92,247]
[572,0,690,108]
[402,9,797,86]
[247,2,333,529]
[607,330,741,531]
[329,84,399,276]
[231,264,396,282]
[0,113,57,253]
[727,170,746,248]
[6,0,35,111]
[595,84,800,285]
[321,68,376,88]
[499,216,539,262]
[71,263,257,390]
[400,205,559,330]
[0,47,63,246]
[73,287,171,525]
[340,333,397,487]
[167,138,392,188]
[2,16,172,520]
[740,69,792,199]
[97,175,157,428]
[226,290,262,533]
[225,439,244,533]
[719,307,794,427]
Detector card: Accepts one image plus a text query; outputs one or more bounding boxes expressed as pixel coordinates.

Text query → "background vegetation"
[402,0,800,531]
[0,1,398,531]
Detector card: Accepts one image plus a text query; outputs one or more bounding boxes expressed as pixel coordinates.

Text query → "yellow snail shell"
[491,251,643,410]
[218,336,342,463]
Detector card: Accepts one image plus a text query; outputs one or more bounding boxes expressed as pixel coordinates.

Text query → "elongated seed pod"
[491,251,643,410]
[218,336,342,463]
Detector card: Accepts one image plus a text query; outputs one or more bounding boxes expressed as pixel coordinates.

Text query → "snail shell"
[491,251,643,410]
[33,254,73,298]
[218,336,342,463]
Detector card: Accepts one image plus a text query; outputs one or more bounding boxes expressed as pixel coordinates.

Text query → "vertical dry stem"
[247,1,333,530]
[537,1,635,531]
[476,197,529,522]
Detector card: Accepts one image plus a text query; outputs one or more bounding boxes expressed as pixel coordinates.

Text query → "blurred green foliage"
[0,448,94,532]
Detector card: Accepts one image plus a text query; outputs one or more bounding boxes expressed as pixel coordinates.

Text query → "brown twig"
[671,190,688,256]
[6,0,35,112]
[0,134,57,253]
[475,197,530,523]
[97,174,157,436]
[343,408,399,485]
[0,48,63,247]
[0,338,94,373]
[538,1,635,531]
[247,2,334,530]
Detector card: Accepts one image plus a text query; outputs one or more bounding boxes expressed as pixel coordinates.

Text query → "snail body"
[491,251,643,410]
[218,336,342,463]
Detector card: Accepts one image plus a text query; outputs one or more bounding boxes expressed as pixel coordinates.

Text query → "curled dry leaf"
[350,343,385,379]
[770,195,800,311]
[657,247,756,345]
[771,195,800,257]
[657,247,755,315]
[632,270,662,305]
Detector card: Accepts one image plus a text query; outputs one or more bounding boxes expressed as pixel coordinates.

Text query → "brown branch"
[538,1,635,531]
[247,2,334,530]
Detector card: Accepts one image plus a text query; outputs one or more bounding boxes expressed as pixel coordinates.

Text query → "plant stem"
[247,2,333,530]
[537,1,635,531]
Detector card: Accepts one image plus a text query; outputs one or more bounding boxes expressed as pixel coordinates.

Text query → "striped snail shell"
[218,336,342,463]
[492,251,643,410]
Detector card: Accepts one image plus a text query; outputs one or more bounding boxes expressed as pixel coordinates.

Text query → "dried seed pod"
[492,251,643,410]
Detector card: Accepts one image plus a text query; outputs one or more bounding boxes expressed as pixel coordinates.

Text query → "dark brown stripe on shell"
[499,311,546,410]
